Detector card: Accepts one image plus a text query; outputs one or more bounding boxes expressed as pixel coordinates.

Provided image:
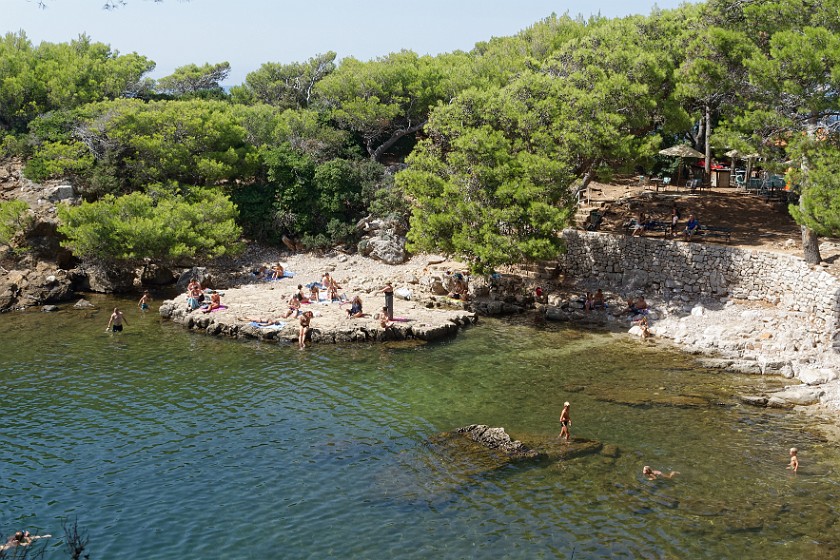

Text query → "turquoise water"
[2,295,839,559]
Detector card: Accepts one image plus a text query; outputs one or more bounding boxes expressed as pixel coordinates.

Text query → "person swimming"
[642,465,679,480]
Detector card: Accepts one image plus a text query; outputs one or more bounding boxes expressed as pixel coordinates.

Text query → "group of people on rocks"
[264,273,398,349]
[583,289,607,311]
[574,288,653,339]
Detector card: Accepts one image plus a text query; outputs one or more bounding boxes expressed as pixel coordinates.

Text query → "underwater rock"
[739,395,769,407]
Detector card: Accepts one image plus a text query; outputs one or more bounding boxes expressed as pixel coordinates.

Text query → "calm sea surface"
[2,295,839,559]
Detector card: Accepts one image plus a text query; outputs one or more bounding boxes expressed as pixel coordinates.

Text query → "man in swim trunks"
[138,290,151,311]
[559,401,571,441]
[107,308,128,332]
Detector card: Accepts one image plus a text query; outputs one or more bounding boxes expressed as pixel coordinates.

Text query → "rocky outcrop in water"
[428,425,605,471]
[0,259,78,311]
[158,277,477,345]
[455,425,543,460]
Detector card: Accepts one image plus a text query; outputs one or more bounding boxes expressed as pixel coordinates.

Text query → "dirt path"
[580,177,840,275]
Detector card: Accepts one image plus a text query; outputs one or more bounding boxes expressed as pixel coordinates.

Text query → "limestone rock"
[83,263,136,293]
[797,367,838,386]
[363,231,407,265]
[739,395,768,407]
[455,425,543,460]
[769,385,824,406]
[47,184,76,202]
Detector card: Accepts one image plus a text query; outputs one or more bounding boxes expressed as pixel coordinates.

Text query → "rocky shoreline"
[527,283,840,439]
[158,252,478,346]
[149,246,840,433]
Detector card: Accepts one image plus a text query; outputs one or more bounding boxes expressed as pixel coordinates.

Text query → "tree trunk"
[704,104,711,177]
[801,224,821,264]
[369,121,426,163]
[799,179,821,264]
[572,164,596,204]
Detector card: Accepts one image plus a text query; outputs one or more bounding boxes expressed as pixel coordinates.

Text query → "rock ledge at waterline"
[158,253,477,345]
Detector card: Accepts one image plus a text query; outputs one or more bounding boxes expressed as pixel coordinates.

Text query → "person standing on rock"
[559,401,571,441]
[377,281,394,320]
[298,310,313,350]
[107,308,128,333]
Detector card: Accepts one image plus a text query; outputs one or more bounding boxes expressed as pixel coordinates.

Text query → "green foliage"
[237,52,336,110]
[399,84,575,272]
[24,141,94,182]
[316,50,465,161]
[227,182,282,244]
[788,139,840,237]
[155,62,231,97]
[56,188,242,263]
[0,133,32,157]
[367,173,406,220]
[0,32,154,133]
[0,199,32,246]
[9,3,840,264]
[264,143,386,240]
[27,98,257,192]
[709,0,840,256]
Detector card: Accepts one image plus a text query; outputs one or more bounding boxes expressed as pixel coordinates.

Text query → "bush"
[56,188,243,263]
[0,199,32,247]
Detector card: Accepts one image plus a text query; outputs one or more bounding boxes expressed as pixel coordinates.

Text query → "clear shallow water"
[2,295,839,559]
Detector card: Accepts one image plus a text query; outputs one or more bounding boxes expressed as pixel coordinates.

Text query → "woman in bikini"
[298,311,313,349]
[346,295,364,318]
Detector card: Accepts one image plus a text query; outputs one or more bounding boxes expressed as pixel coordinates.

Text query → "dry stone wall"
[558,230,840,351]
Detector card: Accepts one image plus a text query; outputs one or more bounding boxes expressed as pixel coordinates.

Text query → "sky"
[2,0,688,85]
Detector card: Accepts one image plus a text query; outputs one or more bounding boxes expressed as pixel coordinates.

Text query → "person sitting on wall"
[625,295,648,315]
[631,211,648,237]
[684,214,700,241]
[593,289,606,309]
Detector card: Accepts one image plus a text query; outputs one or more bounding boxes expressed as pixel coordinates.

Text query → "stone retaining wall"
[558,230,840,350]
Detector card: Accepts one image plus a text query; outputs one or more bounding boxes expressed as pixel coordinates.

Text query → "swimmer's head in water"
[643,466,652,475]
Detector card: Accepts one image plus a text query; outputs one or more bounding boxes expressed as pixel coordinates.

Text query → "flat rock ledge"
[159,286,477,345]
[428,424,605,471]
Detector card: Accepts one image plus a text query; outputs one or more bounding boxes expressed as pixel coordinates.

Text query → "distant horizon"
[4,0,690,85]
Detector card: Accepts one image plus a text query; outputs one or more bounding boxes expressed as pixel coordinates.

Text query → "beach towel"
[249,321,286,331]
[267,271,295,281]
